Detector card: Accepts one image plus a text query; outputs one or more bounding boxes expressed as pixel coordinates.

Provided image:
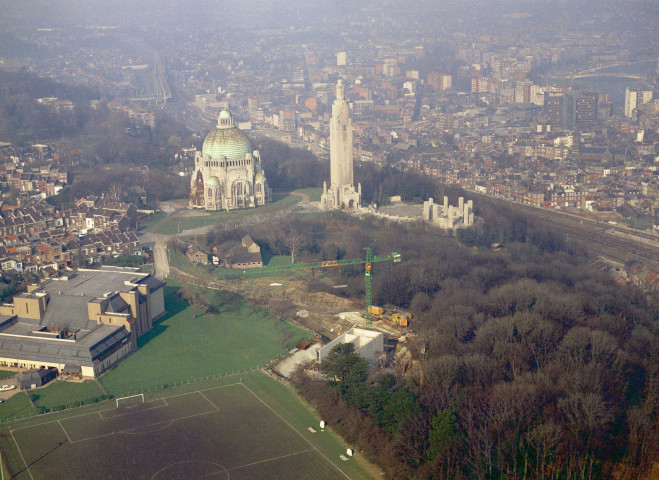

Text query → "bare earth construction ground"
[3,381,359,480]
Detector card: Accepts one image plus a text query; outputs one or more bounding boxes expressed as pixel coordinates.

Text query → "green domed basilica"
[190,109,270,210]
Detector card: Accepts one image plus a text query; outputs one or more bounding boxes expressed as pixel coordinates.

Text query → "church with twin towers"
[321,79,362,211]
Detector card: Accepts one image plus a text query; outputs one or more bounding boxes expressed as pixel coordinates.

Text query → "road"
[140,193,316,279]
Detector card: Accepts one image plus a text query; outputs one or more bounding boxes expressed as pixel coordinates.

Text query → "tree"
[428,408,459,461]
[108,182,125,201]
[320,343,368,386]
[368,373,416,434]
[178,284,207,318]
[282,228,306,264]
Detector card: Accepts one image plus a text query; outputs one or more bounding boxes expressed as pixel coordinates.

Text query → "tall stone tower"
[321,79,361,210]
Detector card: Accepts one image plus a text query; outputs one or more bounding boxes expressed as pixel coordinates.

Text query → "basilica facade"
[189,109,270,211]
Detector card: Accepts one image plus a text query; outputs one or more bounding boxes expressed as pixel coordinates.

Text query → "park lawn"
[139,263,154,274]
[242,372,378,480]
[138,211,166,231]
[29,380,105,412]
[0,370,15,380]
[264,254,292,267]
[154,192,302,235]
[0,392,34,423]
[98,281,311,396]
[168,248,206,276]
[295,187,323,202]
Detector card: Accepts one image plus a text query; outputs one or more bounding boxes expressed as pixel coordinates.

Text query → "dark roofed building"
[225,234,263,269]
[185,246,209,265]
[18,368,57,390]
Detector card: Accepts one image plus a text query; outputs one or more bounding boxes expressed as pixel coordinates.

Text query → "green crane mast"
[240,247,401,319]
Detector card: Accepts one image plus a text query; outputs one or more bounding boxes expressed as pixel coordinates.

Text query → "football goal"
[115,393,145,408]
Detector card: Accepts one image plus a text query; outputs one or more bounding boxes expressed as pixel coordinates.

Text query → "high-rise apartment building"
[574,92,598,130]
[545,92,574,130]
[514,80,533,103]
[427,72,452,92]
[624,88,653,118]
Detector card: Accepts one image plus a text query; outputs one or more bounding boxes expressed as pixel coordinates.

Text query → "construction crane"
[240,247,401,321]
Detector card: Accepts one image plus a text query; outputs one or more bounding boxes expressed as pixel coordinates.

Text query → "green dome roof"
[207,176,220,186]
[202,109,253,160]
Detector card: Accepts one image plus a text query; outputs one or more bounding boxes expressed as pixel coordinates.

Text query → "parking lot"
[0,374,19,402]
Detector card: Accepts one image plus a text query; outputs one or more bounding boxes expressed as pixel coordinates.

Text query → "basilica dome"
[202,109,253,160]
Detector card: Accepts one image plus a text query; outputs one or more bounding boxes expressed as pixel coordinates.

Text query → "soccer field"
[1,379,367,480]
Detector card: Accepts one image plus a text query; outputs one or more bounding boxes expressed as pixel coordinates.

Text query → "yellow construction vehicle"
[392,313,411,327]
[368,305,383,315]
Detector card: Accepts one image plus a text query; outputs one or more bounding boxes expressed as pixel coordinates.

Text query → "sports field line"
[9,382,241,435]
[57,421,72,444]
[59,390,221,444]
[9,428,33,480]
[239,382,352,480]
[228,448,315,472]
[197,390,218,409]
[98,398,168,420]
[121,421,175,436]
[10,407,118,436]
[144,380,241,401]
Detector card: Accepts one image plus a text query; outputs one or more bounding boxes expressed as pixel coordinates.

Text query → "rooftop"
[35,267,162,298]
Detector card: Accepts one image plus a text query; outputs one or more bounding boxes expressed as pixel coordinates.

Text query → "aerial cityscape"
[0,1,657,479]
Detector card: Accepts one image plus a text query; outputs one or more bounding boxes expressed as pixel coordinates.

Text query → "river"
[547,60,656,108]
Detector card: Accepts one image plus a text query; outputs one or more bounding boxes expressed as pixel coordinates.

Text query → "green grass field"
[97,282,310,395]
[29,381,105,412]
[138,211,166,231]
[294,187,322,202]
[0,281,310,421]
[0,370,14,380]
[154,192,302,235]
[263,254,292,267]
[0,372,375,480]
[0,393,33,423]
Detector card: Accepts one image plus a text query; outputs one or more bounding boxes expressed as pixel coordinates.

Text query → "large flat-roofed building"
[0,267,165,378]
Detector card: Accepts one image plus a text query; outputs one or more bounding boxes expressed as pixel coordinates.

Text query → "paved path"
[153,238,170,279]
[141,193,319,279]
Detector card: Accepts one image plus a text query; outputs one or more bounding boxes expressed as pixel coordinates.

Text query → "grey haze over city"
[0,1,657,479]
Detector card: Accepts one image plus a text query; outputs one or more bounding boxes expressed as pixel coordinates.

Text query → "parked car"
[0,385,15,391]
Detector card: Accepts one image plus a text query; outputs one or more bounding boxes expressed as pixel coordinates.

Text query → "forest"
[206,200,658,480]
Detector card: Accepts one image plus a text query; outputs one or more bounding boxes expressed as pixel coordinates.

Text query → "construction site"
[167,238,418,379]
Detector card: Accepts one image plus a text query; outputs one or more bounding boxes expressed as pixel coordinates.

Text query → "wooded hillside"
[273,204,659,480]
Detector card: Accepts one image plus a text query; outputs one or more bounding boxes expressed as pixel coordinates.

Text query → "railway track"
[485,198,659,271]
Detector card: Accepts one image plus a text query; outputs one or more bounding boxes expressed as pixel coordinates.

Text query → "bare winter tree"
[178,283,207,318]
[283,228,307,264]
[108,182,125,201]
[166,237,188,255]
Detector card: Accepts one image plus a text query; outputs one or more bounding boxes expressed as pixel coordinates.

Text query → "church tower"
[321,79,361,210]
